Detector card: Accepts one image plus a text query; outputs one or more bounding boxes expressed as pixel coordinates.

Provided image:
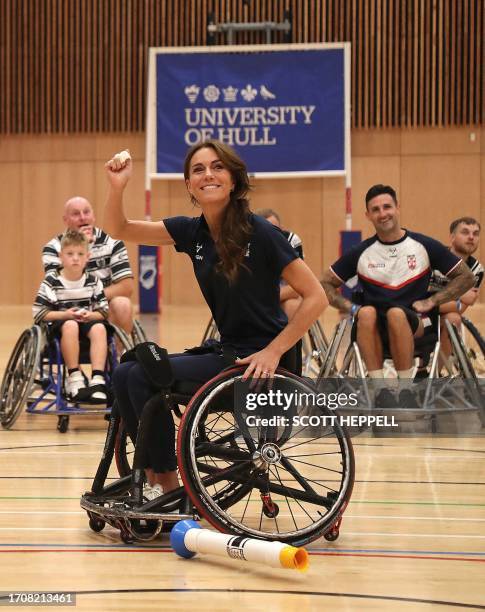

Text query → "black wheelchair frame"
[81,365,355,546]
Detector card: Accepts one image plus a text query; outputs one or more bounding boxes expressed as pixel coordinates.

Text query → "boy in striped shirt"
[33,230,109,402]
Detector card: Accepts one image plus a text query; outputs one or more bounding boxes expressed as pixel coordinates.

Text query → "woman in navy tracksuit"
[104,140,327,496]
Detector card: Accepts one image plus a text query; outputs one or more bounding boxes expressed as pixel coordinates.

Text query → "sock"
[92,370,105,379]
[68,367,79,376]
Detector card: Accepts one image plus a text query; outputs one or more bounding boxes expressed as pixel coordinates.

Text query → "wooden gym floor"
[0,305,484,611]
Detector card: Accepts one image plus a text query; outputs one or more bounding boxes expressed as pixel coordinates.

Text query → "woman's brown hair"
[184,140,252,283]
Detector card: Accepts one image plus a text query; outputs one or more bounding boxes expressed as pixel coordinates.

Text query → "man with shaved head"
[42,196,134,334]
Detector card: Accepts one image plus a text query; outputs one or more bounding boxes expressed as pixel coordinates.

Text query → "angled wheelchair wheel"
[109,324,134,352]
[461,317,485,375]
[302,320,329,377]
[444,320,484,424]
[115,420,135,478]
[1,326,42,429]
[132,319,148,346]
[177,367,354,546]
[201,317,220,343]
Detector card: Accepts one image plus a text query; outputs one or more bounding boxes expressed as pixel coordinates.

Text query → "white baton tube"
[170,520,309,571]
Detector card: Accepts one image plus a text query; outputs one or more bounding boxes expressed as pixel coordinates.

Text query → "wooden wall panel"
[1,127,484,306]
[0,164,23,304]
[0,1,483,134]
[250,177,324,277]
[321,176,347,267]
[400,127,481,156]
[400,156,481,245]
[20,160,98,303]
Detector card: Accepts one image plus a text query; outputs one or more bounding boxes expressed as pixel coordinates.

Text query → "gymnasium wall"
[1,126,483,305]
[1,1,483,306]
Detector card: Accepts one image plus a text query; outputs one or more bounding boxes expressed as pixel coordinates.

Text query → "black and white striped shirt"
[33,271,109,324]
[42,227,133,288]
[429,254,484,293]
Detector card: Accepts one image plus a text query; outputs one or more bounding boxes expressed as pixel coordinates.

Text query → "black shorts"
[352,304,438,348]
[46,320,109,343]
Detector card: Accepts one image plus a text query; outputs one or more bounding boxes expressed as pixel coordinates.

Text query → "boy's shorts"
[46,320,109,342]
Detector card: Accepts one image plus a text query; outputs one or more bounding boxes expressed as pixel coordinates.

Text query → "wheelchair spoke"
[279,456,317,494]
[281,431,343,452]
[269,465,315,523]
[179,370,354,544]
[275,463,340,495]
[239,487,253,524]
[283,456,343,476]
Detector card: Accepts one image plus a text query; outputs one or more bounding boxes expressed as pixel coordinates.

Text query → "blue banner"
[138,245,159,313]
[155,48,345,175]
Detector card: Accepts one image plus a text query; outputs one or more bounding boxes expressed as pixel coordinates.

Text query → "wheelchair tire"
[110,324,134,352]
[446,321,484,419]
[302,320,329,377]
[115,420,134,478]
[132,319,148,346]
[201,317,220,343]
[461,317,485,373]
[177,366,355,546]
[1,326,42,429]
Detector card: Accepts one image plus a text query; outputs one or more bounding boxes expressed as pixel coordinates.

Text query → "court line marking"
[1,543,485,557]
[0,548,484,567]
[0,587,484,609]
[1,495,485,508]
[0,527,484,540]
[3,475,485,486]
[0,510,484,522]
[4,448,485,460]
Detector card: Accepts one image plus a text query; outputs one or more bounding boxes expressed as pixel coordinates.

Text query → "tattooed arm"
[321,269,353,314]
[413,262,475,313]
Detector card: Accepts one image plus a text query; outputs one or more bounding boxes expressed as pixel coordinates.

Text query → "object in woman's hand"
[113,150,131,164]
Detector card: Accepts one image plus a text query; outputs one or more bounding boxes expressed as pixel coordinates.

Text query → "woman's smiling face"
[185,146,235,208]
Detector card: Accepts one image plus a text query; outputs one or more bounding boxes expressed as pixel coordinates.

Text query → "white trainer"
[143,484,164,501]
[88,374,107,402]
[66,371,86,400]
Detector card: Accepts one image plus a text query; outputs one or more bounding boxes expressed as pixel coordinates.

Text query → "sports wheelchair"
[81,350,355,546]
[0,319,146,433]
[202,317,329,378]
[318,313,485,425]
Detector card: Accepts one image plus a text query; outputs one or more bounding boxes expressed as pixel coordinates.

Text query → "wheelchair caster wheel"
[324,529,339,541]
[120,530,134,545]
[262,502,279,518]
[89,517,105,533]
[57,416,69,433]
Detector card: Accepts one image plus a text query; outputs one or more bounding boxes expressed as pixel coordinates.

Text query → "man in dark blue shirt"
[321,184,475,408]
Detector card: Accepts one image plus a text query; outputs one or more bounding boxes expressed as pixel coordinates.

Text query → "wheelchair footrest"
[29,407,111,416]
[81,495,194,522]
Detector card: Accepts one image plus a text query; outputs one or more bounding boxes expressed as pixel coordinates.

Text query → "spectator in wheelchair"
[103,140,327,499]
[256,208,303,321]
[320,184,475,409]
[33,230,110,402]
[426,217,483,367]
[42,195,134,335]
